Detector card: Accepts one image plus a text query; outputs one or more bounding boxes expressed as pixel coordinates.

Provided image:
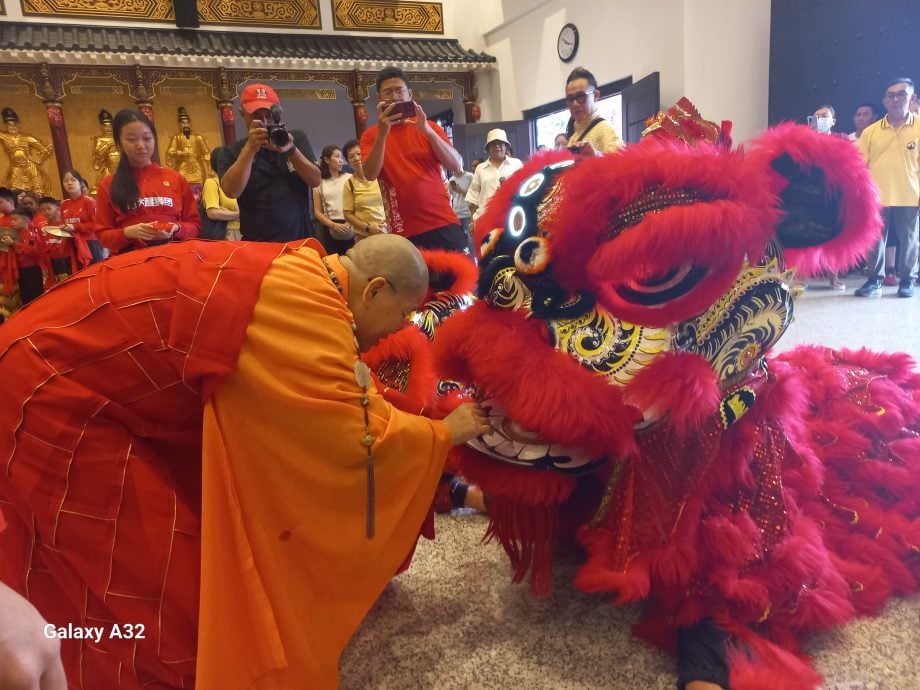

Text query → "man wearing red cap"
[216,83,321,242]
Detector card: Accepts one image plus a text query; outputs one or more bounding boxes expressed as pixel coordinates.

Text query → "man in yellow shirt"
[565,67,623,156]
[855,77,920,298]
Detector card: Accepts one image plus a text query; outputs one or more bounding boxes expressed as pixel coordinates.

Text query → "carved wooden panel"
[333,0,443,34]
[199,0,320,28]
[21,0,175,22]
[413,88,453,100]
[225,70,356,100]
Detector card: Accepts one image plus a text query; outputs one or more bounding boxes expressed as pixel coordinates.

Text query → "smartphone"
[388,100,417,120]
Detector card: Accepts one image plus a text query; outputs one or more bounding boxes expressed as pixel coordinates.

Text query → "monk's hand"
[444,402,491,446]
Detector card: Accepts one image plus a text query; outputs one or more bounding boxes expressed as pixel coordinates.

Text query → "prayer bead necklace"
[322,256,376,539]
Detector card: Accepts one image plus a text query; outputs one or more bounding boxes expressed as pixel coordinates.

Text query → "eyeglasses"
[885,90,910,101]
[565,89,596,105]
[374,276,414,321]
[380,87,407,99]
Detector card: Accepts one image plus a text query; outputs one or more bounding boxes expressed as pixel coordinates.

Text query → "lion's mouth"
[466,398,603,475]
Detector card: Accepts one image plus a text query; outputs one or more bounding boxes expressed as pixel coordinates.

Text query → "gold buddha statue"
[0,107,53,195]
[165,107,213,188]
[91,109,120,195]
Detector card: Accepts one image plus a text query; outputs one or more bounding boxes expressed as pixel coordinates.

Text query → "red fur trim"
[365,327,436,412]
[452,445,576,596]
[417,249,478,296]
[434,302,643,459]
[547,140,779,326]
[746,124,883,277]
[623,351,721,433]
[721,617,824,690]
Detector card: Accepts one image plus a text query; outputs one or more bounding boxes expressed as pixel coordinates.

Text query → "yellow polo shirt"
[857,113,920,207]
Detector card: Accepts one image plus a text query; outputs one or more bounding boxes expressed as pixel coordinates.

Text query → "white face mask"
[815,116,834,133]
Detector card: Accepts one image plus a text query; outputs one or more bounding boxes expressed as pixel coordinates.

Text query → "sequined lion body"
[432,123,920,688]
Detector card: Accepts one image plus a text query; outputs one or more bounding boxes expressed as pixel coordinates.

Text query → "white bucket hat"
[484,128,511,150]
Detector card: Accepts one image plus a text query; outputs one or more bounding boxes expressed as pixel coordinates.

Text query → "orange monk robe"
[0,241,450,689]
[197,250,452,689]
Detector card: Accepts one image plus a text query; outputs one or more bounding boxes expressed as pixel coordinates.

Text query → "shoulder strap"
[572,116,604,144]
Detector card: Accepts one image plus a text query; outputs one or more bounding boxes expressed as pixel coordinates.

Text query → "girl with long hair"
[312,144,354,254]
[94,109,199,254]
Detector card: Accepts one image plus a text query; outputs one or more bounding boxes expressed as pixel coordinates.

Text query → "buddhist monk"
[0,234,488,690]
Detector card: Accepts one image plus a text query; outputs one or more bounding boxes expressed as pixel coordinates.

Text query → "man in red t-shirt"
[362,66,468,269]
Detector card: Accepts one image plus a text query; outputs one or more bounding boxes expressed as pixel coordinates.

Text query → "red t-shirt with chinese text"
[61,194,99,240]
[61,194,99,268]
[95,163,200,253]
[360,120,458,238]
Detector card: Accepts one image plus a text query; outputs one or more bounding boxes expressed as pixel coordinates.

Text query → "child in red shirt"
[0,187,18,321]
[7,206,51,305]
[60,169,104,266]
[39,197,77,282]
[94,109,200,255]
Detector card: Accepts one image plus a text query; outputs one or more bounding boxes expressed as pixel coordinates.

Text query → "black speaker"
[174,0,200,29]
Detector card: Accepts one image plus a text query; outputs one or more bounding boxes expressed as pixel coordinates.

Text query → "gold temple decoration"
[275,88,338,100]
[333,0,444,34]
[22,0,320,27]
[198,0,320,28]
[165,107,214,186]
[412,88,453,100]
[0,106,53,195]
[90,108,120,196]
[22,0,175,22]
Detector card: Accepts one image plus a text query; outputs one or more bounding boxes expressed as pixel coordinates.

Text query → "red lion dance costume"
[433,107,920,688]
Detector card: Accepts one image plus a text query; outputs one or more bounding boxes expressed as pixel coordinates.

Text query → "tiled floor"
[340,275,920,690]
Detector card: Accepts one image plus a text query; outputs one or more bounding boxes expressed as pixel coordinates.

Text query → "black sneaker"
[854,279,882,297]
[898,279,914,298]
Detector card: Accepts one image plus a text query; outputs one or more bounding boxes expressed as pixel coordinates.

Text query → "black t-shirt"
[215,130,316,242]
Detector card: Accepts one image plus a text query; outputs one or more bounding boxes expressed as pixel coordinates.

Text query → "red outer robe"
[0,240,291,688]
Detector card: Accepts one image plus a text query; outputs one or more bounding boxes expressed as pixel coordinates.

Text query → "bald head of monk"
[339,234,429,352]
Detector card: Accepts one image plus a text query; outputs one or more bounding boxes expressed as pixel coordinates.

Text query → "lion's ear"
[745,124,882,278]
[770,152,842,249]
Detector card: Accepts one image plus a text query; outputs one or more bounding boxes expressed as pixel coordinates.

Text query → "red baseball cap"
[241,83,280,113]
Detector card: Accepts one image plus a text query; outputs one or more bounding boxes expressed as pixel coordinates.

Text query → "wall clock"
[557,23,579,63]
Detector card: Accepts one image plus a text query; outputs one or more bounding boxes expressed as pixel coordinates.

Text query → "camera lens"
[269,127,289,147]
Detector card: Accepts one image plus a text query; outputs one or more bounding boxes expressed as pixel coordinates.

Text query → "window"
[533,93,623,149]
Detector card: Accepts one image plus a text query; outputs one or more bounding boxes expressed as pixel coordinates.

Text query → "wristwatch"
[283,146,297,158]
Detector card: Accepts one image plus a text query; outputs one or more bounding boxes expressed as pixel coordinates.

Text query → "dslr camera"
[264,104,289,148]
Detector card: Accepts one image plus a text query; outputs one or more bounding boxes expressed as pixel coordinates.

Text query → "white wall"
[683,0,771,143]
[474,0,771,143]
